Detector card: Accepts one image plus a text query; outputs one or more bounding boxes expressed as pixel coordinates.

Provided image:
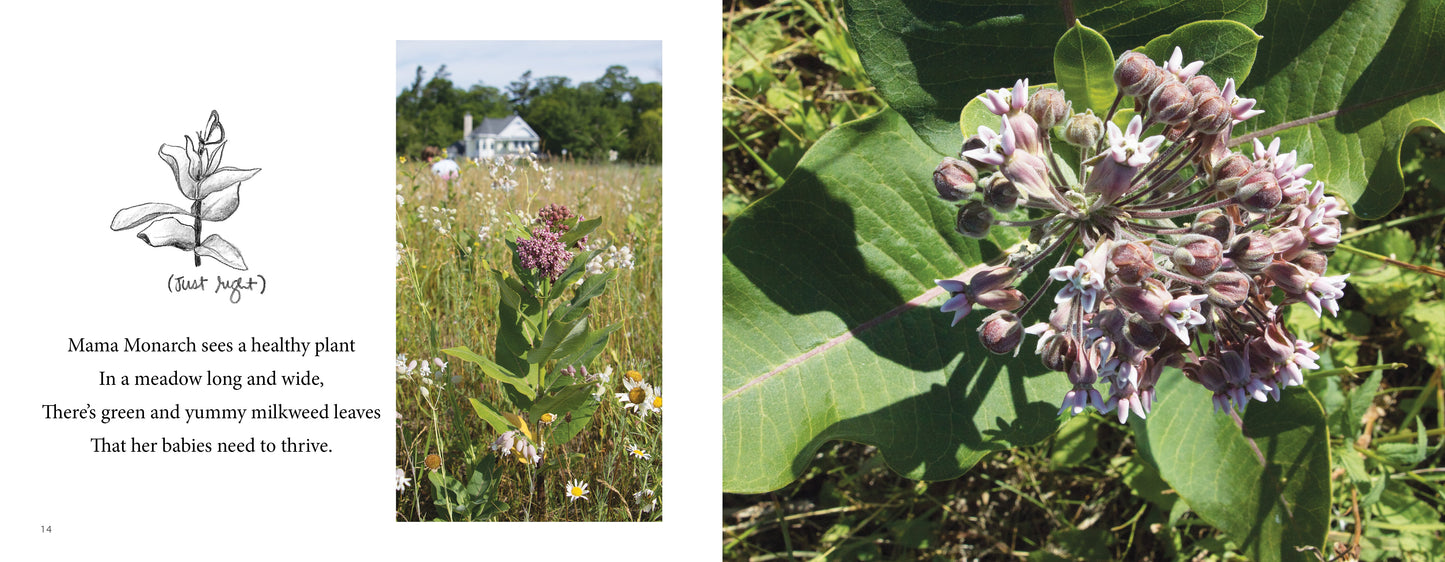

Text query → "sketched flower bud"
[202,110,225,146]
[933,157,978,201]
[1026,87,1070,129]
[1114,51,1162,97]
[1108,240,1156,284]
[1184,75,1220,99]
[981,174,1021,212]
[1191,94,1231,134]
[1190,210,1233,242]
[1236,169,1282,213]
[1295,250,1329,276]
[955,202,995,239]
[978,311,1024,355]
[1148,80,1196,125]
[1270,227,1308,261]
[1205,270,1252,308]
[1063,110,1104,148]
[1125,313,1168,350]
[1226,232,1275,274]
[1172,234,1224,277]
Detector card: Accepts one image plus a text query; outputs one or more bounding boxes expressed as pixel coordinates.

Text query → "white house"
[453,113,540,160]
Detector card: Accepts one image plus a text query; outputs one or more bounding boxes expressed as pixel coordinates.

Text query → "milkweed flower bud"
[1112,279,1171,322]
[1114,51,1162,97]
[1191,94,1232,134]
[1026,87,1070,129]
[1235,169,1282,213]
[1184,75,1220,99]
[933,157,978,201]
[1172,234,1224,277]
[1063,110,1104,148]
[955,202,994,238]
[978,311,1024,354]
[1191,210,1234,242]
[1205,270,1252,308]
[1148,80,1196,125]
[981,174,1021,212]
[1225,232,1275,274]
[1108,240,1156,284]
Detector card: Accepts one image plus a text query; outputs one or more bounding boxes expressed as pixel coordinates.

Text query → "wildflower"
[627,443,651,461]
[491,430,543,464]
[634,489,657,513]
[617,380,653,415]
[931,47,1347,421]
[539,412,556,425]
[646,385,663,415]
[424,453,441,471]
[396,468,412,491]
[564,479,589,502]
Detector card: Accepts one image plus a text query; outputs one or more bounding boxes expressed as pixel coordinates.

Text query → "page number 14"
[41,525,51,533]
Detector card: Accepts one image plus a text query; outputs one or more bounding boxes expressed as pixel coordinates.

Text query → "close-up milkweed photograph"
[723,1,1445,559]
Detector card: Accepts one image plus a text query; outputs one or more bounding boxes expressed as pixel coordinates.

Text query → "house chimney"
[463,113,473,138]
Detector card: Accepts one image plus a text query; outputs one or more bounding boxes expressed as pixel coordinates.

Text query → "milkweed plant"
[110,110,260,270]
[933,48,1345,423]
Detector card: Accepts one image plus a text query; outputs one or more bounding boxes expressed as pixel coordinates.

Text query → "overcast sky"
[396,40,662,95]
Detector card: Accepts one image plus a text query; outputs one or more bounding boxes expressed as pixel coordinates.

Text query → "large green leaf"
[1238,0,1445,218]
[845,0,1266,153]
[1136,372,1330,562]
[1054,22,1116,115]
[722,109,1070,493]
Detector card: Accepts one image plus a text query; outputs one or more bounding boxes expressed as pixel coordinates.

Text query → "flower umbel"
[933,48,1347,422]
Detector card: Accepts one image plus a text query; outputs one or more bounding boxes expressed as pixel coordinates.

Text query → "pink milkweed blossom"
[930,47,1346,422]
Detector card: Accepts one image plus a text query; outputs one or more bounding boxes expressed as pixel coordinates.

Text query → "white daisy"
[564,479,589,502]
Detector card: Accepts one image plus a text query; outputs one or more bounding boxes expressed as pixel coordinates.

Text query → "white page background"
[1,1,720,559]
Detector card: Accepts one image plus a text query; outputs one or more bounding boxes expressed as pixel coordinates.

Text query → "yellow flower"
[424,453,441,471]
[539,412,556,425]
[625,370,644,383]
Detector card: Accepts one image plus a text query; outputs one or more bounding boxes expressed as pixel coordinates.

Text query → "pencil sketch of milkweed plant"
[111,110,261,270]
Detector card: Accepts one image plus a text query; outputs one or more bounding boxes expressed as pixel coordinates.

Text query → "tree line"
[396,64,661,163]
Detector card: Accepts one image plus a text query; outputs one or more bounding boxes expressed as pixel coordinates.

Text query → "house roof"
[467,115,538,140]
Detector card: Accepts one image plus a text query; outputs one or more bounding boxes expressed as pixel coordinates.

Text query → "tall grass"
[395,156,662,521]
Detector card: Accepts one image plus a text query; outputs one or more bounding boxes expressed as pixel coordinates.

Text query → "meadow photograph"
[724,1,1445,559]
[395,40,662,522]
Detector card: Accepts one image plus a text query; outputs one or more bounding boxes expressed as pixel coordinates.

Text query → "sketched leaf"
[111,202,191,230]
[1138,20,1262,88]
[158,143,202,200]
[1054,22,1116,116]
[1238,0,1445,218]
[1136,372,1330,561]
[136,217,196,250]
[722,110,1069,493]
[200,183,240,221]
[196,167,260,200]
[845,0,1266,152]
[195,234,247,270]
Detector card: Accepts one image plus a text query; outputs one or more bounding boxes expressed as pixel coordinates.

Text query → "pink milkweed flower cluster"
[516,204,580,282]
[931,47,1346,423]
